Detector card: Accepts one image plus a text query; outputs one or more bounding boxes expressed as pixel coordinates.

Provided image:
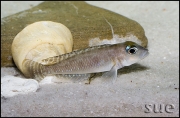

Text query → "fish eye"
[126,45,138,54]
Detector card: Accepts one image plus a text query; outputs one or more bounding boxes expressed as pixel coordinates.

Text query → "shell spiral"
[11,21,73,78]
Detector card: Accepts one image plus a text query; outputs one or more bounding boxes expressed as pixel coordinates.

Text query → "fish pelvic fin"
[101,64,118,84]
[101,59,123,84]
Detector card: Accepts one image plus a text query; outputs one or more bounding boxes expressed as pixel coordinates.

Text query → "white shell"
[11,21,73,77]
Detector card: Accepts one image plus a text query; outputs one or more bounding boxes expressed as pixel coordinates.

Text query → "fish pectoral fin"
[101,64,118,84]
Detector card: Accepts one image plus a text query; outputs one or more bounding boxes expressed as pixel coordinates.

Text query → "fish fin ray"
[101,64,118,84]
[23,59,45,81]
[53,74,91,83]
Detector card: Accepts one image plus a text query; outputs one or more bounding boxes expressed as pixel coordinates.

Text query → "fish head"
[121,41,149,66]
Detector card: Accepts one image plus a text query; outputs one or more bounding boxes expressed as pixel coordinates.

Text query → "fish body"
[23,41,149,82]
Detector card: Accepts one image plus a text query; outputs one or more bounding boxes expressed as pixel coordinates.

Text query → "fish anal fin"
[52,74,91,83]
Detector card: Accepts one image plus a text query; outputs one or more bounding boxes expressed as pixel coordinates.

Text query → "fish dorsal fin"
[40,44,111,65]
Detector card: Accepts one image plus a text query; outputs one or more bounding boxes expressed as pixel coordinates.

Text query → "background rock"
[1,1,147,67]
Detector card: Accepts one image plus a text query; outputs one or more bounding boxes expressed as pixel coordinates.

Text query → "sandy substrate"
[1,1,179,117]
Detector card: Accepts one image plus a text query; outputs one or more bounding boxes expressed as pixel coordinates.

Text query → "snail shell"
[11,21,73,78]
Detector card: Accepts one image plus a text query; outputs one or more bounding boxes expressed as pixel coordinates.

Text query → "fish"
[23,41,149,82]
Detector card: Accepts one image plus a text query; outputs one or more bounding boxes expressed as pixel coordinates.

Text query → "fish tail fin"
[22,59,46,81]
